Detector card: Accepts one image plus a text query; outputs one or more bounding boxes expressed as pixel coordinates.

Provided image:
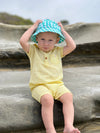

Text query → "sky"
[0,0,100,24]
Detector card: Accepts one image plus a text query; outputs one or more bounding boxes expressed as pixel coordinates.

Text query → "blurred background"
[0,0,100,25]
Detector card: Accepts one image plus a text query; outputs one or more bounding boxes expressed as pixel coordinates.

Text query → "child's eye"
[41,38,45,40]
[49,39,53,41]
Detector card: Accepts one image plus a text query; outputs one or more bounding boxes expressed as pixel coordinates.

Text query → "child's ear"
[36,36,38,42]
[56,37,60,43]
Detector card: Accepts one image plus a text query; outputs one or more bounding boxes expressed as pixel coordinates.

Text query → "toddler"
[20,19,80,133]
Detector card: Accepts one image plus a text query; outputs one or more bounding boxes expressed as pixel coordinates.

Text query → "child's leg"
[40,94,56,133]
[59,93,80,133]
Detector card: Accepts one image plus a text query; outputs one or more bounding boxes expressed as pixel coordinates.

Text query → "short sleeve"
[26,44,35,58]
[56,47,65,58]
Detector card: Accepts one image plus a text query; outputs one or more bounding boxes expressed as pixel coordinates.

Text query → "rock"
[0,22,100,48]
[77,120,100,133]
[0,23,100,68]
[0,48,29,68]
[0,22,100,133]
[64,23,100,44]
[0,66,100,132]
[0,23,30,43]
[0,42,100,68]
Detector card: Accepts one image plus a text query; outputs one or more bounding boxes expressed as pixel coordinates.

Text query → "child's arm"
[58,22,76,57]
[19,20,42,53]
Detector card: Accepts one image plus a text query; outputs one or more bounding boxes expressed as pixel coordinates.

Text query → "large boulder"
[0,22,100,133]
[64,23,100,44]
[0,22,100,47]
[0,66,100,132]
[0,23,100,68]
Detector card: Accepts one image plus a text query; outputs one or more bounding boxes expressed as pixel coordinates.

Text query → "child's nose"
[44,40,49,45]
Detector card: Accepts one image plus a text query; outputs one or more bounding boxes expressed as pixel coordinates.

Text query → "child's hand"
[33,20,42,30]
[58,22,65,32]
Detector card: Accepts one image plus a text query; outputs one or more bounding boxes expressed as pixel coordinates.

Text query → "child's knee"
[59,92,73,103]
[40,94,54,106]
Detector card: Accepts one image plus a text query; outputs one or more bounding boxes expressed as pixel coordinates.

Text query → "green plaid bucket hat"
[31,19,65,43]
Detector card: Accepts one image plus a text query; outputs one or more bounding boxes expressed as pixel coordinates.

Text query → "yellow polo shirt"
[27,44,64,90]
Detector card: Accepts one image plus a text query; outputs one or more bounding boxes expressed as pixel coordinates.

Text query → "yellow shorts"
[31,83,71,103]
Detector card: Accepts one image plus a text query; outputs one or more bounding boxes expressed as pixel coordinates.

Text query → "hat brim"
[31,28,65,43]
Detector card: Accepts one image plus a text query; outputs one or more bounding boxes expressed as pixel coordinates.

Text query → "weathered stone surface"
[0,66,100,132]
[0,42,100,68]
[0,23,100,68]
[64,23,100,44]
[0,23,100,133]
[0,22,100,48]
[1,121,99,133]
[0,23,30,43]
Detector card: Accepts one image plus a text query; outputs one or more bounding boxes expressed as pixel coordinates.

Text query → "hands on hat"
[33,20,42,30]
[33,20,65,34]
[58,22,65,33]
[34,20,65,33]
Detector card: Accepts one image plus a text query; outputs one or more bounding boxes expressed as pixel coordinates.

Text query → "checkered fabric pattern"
[31,19,65,43]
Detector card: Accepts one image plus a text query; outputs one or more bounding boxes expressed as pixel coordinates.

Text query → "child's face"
[36,32,60,52]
